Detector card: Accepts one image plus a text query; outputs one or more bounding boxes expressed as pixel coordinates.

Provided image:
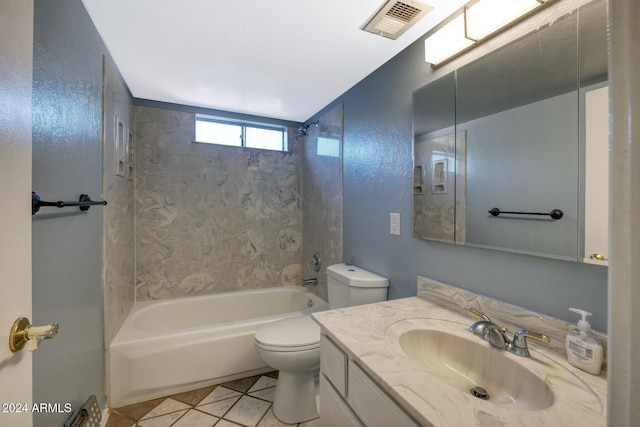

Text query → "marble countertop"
[312,297,607,427]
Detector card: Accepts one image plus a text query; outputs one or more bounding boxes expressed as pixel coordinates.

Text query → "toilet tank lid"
[326,264,389,288]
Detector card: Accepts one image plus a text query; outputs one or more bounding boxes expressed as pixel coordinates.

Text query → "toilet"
[254,263,389,423]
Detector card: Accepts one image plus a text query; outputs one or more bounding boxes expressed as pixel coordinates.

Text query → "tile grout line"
[109,373,318,427]
[150,376,261,426]
[213,375,260,427]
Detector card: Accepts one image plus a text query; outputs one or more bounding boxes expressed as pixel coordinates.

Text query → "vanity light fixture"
[424,14,474,66]
[425,0,551,66]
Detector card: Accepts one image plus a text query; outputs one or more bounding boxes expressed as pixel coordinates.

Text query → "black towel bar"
[32,192,107,215]
[488,207,563,220]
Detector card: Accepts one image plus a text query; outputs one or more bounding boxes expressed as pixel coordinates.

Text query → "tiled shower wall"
[302,104,344,302]
[134,106,304,300]
[103,56,135,346]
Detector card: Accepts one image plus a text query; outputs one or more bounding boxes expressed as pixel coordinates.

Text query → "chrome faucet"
[302,278,318,286]
[469,320,511,350]
[510,329,550,357]
[467,308,550,357]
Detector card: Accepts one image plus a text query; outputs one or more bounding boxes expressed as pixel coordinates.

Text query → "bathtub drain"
[308,299,313,308]
[470,386,490,400]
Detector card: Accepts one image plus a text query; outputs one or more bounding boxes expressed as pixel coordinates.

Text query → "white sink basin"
[398,328,554,410]
[317,298,606,426]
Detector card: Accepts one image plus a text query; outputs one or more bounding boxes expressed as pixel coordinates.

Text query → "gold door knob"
[590,253,608,262]
[9,317,59,352]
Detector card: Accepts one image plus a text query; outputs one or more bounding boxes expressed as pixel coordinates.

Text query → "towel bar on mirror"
[488,207,563,220]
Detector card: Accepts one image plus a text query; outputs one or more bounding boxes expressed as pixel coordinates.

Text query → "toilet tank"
[326,264,389,309]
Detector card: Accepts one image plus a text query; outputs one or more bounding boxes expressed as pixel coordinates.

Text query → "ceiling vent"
[362,0,433,40]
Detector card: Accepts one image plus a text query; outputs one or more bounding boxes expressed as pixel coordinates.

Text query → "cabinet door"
[320,334,348,396]
[584,85,609,265]
[320,374,363,427]
[348,361,420,427]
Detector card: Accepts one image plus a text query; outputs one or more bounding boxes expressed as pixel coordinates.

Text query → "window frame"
[195,114,288,152]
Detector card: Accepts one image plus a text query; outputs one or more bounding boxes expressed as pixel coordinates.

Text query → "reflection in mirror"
[412,0,608,263]
[458,10,579,260]
[579,0,609,265]
[412,73,459,243]
[582,85,608,265]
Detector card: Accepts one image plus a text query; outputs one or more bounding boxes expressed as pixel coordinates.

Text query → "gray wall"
[311,0,608,331]
[32,0,111,423]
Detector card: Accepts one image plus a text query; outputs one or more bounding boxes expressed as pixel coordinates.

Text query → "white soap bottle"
[565,308,603,375]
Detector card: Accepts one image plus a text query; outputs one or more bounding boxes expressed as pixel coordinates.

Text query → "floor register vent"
[362,0,433,40]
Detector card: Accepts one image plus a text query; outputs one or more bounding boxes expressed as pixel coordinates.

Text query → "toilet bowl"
[254,316,320,424]
[254,264,389,423]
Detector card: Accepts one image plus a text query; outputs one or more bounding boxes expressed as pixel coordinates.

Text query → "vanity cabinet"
[319,334,420,427]
[319,375,363,427]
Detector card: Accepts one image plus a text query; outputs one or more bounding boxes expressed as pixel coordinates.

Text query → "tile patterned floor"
[106,372,320,427]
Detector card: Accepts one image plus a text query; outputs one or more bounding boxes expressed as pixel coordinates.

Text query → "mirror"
[413,73,457,243]
[412,0,608,262]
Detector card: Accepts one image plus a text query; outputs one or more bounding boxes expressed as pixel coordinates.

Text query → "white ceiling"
[82,0,468,123]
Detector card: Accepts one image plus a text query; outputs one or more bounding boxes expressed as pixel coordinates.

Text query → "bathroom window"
[317,136,340,157]
[195,115,288,151]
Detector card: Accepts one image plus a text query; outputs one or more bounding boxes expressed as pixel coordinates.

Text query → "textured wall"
[309,0,608,331]
[102,56,135,346]
[32,0,107,422]
[302,103,344,301]
[135,106,303,300]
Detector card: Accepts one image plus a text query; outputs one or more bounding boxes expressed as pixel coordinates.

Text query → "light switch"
[390,213,400,236]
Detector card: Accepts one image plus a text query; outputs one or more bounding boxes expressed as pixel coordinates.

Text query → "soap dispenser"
[565,308,603,375]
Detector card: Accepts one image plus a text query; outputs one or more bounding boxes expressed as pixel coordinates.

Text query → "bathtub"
[109,286,328,407]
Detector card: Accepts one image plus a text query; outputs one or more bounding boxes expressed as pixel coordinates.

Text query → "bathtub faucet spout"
[302,278,318,286]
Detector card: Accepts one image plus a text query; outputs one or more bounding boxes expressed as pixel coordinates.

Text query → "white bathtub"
[109,286,328,407]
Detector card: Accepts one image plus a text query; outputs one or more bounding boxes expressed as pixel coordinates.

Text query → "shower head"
[298,121,319,136]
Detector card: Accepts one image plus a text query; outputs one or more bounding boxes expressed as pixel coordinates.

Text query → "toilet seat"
[254,316,320,352]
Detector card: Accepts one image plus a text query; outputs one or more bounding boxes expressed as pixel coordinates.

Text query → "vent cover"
[362,0,433,40]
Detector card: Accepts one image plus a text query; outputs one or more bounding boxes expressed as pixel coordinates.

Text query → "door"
[0,1,34,426]
[584,85,609,265]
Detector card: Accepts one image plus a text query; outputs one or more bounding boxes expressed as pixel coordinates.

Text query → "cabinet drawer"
[320,374,364,427]
[347,360,419,427]
[320,334,347,396]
